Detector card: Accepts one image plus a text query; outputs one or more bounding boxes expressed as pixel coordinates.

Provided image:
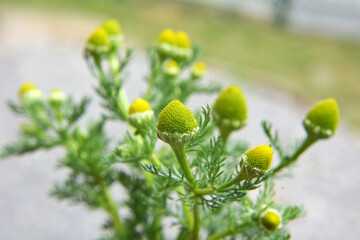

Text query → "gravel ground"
[1,7,360,240]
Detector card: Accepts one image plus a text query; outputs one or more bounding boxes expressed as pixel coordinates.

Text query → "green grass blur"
[3,0,360,128]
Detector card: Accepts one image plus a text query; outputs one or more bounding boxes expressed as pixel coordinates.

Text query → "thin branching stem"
[273,135,317,175]
[207,229,237,240]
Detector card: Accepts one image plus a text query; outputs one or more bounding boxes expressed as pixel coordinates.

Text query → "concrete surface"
[1,7,360,240]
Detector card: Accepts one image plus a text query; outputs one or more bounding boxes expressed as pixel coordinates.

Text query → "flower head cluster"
[156,29,193,61]
[303,98,340,139]
[157,100,199,146]
[85,19,123,57]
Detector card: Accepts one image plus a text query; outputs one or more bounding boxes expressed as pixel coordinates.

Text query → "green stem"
[194,172,247,196]
[171,145,195,183]
[144,62,162,101]
[207,229,237,240]
[192,199,200,240]
[219,127,232,143]
[273,135,317,174]
[101,183,126,236]
[151,214,163,240]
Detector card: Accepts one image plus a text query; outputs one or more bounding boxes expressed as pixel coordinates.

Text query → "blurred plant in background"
[1,17,340,240]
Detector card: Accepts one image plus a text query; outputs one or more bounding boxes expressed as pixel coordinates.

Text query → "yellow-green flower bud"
[172,31,193,61]
[240,145,273,178]
[213,85,247,136]
[175,31,191,49]
[102,19,124,49]
[48,88,66,109]
[191,61,206,79]
[157,100,199,146]
[19,82,43,103]
[164,60,180,77]
[128,98,154,130]
[156,28,176,59]
[260,209,282,231]
[157,28,177,45]
[86,27,110,56]
[303,98,340,139]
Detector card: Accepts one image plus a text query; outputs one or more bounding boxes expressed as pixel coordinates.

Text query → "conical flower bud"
[260,209,282,231]
[128,98,154,130]
[156,28,176,59]
[240,145,273,178]
[48,88,66,109]
[172,31,193,61]
[86,27,110,56]
[157,28,177,45]
[102,19,124,49]
[175,31,191,49]
[191,61,206,79]
[157,100,199,146]
[213,85,247,135]
[19,82,43,103]
[164,60,180,77]
[303,98,340,139]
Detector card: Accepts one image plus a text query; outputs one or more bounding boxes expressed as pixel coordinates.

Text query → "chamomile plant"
[1,19,339,240]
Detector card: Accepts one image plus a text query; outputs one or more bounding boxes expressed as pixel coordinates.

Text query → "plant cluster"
[1,19,340,240]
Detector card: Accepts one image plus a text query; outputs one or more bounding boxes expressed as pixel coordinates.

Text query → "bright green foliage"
[305,98,340,133]
[1,19,337,240]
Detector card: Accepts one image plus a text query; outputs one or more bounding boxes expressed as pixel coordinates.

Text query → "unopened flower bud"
[303,98,340,139]
[175,31,192,49]
[164,60,180,77]
[48,88,66,109]
[157,100,199,146]
[191,61,206,79]
[102,19,124,49]
[156,28,176,59]
[240,145,273,178]
[86,27,111,56]
[260,209,282,231]
[213,85,247,137]
[128,98,154,130]
[19,82,43,104]
[172,31,193,61]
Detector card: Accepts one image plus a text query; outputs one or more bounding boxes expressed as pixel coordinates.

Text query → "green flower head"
[304,98,340,139]
[102,19,124,49]
[102,19,122,35]
[213,84,247,132]
[128,98,154,131]
[86,27,110,55]
[157,100,199,146]
[240,145,273,178]
[260,209,282,231]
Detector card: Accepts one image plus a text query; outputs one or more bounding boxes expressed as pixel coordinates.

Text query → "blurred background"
[0,0,360,239]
